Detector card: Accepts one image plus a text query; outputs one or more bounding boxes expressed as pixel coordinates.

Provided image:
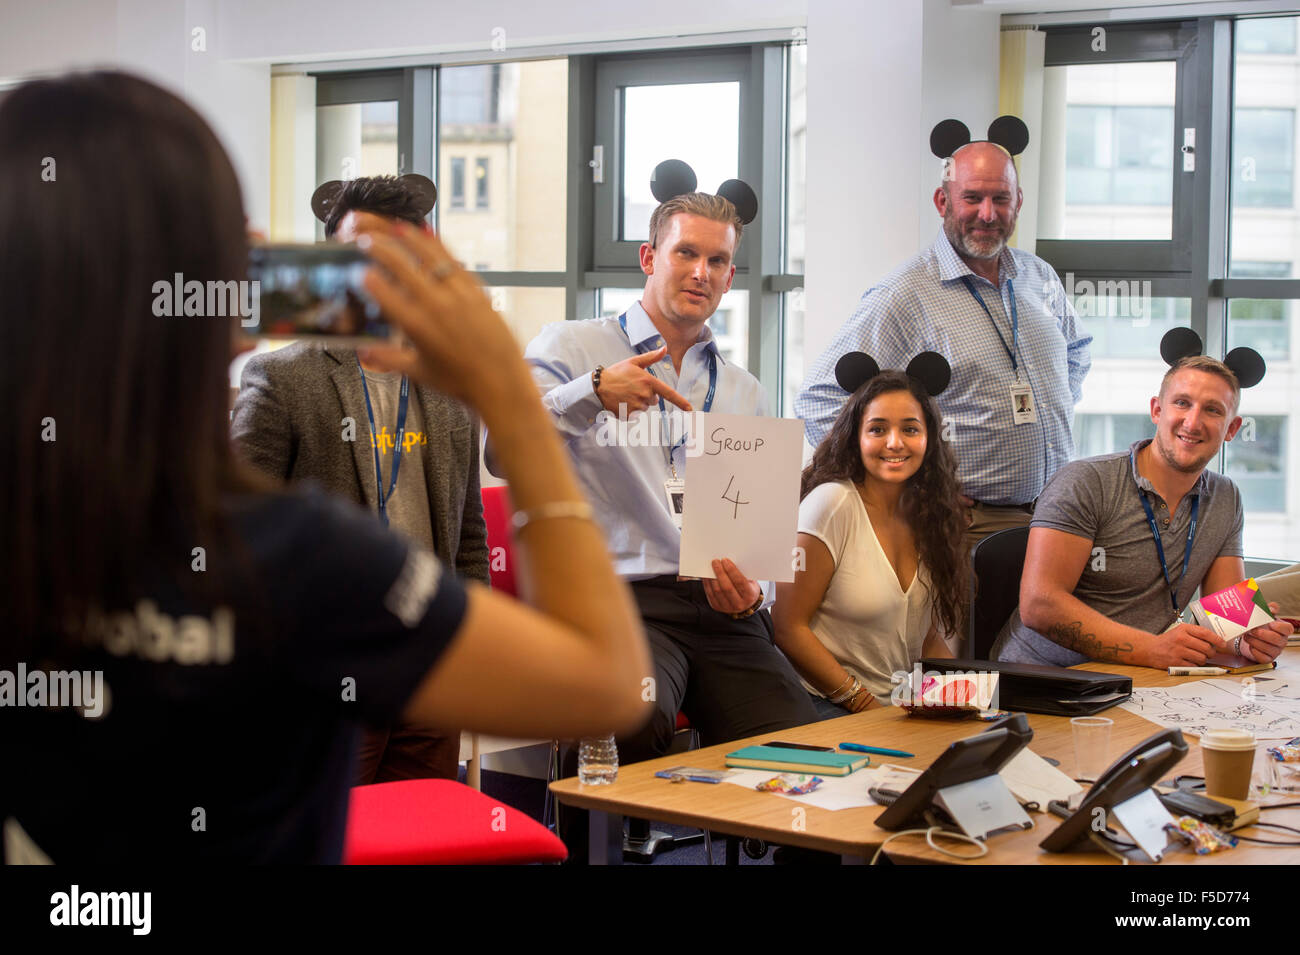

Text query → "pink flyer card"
[1190,578,1274,643]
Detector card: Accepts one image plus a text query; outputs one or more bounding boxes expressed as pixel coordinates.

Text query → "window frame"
[308,40,805,412]
[1043,14,1300,543]
[1036,21,1200,276]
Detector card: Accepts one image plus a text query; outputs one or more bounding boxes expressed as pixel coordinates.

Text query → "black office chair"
[968,526,1031,660]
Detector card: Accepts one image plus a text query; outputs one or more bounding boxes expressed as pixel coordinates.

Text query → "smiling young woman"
[773,371,969,717]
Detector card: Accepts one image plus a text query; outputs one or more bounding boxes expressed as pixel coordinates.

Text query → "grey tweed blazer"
[231,342,489,584]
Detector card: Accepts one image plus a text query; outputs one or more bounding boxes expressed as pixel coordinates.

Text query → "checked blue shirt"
[795,231,1092,506]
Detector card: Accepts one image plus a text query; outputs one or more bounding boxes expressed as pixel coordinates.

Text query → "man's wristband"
[730,589,765,620]
[591,365,604,396]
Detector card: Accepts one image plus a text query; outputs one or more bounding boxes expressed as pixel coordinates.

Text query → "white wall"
[802,0,1000,371]
[0,0,271,229]
[213,0,806,62]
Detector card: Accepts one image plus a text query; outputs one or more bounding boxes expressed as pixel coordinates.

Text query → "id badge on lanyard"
[963,277,1035,425]
[664,476,686,530]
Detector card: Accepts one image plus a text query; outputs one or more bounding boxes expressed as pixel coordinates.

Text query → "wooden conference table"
[549,650,1300,865]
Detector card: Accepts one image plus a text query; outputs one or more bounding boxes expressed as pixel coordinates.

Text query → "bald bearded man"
[796,141,1092,555]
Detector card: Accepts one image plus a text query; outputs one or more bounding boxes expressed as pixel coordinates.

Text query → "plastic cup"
[1201,729,1256,800]
[1071,716,1114,782]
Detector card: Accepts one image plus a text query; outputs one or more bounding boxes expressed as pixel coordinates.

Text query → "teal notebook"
[724,745,869,776]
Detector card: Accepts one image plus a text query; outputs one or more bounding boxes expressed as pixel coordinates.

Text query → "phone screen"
[246,243,387,341]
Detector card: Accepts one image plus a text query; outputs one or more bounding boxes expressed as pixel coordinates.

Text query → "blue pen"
[839,742,914,759]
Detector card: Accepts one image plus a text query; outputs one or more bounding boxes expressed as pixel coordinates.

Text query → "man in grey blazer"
[232,174,489,784]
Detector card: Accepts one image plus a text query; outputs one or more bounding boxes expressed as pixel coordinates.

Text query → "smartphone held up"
[246,243,389,344]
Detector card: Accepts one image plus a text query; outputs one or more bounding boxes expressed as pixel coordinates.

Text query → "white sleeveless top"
[797,480,934,704]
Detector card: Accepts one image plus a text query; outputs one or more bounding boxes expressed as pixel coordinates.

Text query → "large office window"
[437,60,568,273]
[1232,108,1295,209]
[1036,23,1195,272]
[589,45,803,406]
[1042,16,1300,560]
[307,42,805,397]
[1226,16,1300,557]
[620,82,739,242]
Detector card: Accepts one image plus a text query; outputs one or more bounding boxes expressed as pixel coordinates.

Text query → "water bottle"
[578,733,618,785]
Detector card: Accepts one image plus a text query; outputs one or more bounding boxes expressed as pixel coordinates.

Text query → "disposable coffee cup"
[1201,729,1256,800]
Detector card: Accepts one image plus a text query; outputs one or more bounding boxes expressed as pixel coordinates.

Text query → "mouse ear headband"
[1159,327,1266,389]
[650,159,758,225]
[930,115,1030,159]
[310,173,439,225]
[834,351,952,398]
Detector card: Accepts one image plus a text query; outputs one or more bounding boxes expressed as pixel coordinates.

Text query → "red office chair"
[343,779,567,865]
[481,484,518,596]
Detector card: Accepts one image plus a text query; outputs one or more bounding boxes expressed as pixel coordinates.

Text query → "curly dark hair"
[324,175,430,237]
[800,371,969,639]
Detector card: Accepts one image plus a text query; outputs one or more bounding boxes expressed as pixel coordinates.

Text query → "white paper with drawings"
[1203,675,1300,700]
[1120,678,1300,740]
[678,413,806,582]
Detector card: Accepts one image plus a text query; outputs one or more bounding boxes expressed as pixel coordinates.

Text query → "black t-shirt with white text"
[3,486,467,863]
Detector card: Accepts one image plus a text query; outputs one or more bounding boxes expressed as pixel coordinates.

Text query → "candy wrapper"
[1165,816,1237,855]
[755,773,824,795]
[1266,739,1300,763]
[891,668,999,717]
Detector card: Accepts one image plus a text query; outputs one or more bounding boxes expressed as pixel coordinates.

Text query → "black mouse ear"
[311,180,345,223]
[986,115,1030,157]
[1160,327,1203,366]
[716,179,758,225]
[1224,347,1267,389]
[930,119,971,159]
[650,159,697,203]
[906,352,952,397]
[399,174,438,216]
[834,352,880,394]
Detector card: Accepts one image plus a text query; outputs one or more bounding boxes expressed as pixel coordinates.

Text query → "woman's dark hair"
[0,71,267,668]
[800,371,969,638]
[324,176,429,237]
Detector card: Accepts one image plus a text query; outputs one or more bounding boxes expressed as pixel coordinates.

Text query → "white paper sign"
[678,412,805,582]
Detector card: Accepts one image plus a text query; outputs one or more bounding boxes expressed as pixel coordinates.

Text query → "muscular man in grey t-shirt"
[994,357,1292,669]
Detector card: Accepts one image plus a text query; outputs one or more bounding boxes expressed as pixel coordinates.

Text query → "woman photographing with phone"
[0,71,649,862]
[773,354,967,718]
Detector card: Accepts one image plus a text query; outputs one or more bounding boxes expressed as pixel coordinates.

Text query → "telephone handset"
[874,713,1033,832]
[1040,727,1188,853]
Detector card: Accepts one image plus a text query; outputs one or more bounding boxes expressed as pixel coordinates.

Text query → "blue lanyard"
[618,312,718,462]
[961,276,1019,377]
[357,358,410,527]
[1132,449,1200,614]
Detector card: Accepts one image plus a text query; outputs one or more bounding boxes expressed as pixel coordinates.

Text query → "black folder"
[918,658,1131,716]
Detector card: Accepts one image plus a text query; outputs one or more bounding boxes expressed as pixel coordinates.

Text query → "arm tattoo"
[1044,621,1134,662]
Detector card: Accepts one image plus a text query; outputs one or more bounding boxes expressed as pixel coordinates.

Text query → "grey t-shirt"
[361,369,436,552]
[993,439,1244,666]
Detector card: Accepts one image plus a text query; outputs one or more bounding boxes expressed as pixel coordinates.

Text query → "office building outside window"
[1047,17,1299,561]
